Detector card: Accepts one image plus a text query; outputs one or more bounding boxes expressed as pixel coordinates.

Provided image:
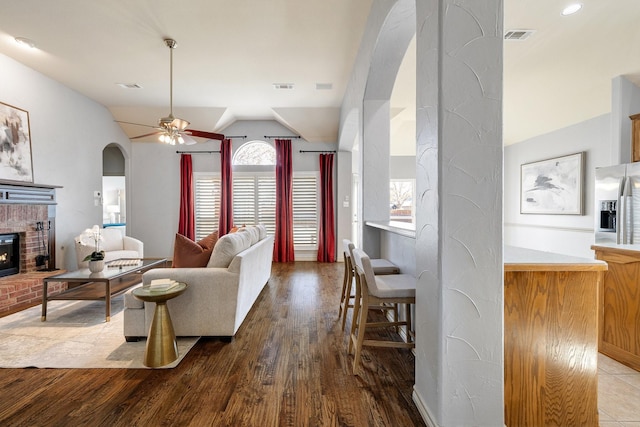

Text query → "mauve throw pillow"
[172,232,218,268]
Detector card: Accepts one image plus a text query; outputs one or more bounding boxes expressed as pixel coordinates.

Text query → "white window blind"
[194,175,221,241]
[232,174,277,237]
[195,172,318,251]
[292,174,318,248]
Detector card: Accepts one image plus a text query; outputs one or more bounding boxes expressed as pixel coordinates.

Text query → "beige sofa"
[123,227,274,341]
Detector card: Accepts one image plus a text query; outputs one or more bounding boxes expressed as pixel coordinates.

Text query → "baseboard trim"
[412,387,438,427]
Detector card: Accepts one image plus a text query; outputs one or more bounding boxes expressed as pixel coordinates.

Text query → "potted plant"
[77,225,105,272]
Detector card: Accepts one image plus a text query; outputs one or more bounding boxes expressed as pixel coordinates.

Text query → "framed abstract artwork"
[0,101,34,183]
[520,152,584,215]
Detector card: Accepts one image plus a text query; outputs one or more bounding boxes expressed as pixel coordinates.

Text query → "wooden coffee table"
[41,258,168,322]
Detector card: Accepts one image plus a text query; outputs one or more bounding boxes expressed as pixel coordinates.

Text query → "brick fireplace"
[0,182,63,316]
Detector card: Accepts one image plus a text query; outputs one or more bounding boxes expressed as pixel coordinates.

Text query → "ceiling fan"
[117,39,225,145]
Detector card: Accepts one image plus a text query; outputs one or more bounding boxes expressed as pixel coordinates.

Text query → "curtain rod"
[299,150,336,153]
[264,135,301,139]
[226,135,246,139]
[175,150,220,154]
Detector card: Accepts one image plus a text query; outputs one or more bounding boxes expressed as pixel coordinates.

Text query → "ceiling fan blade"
[183,129,225,141]
[115,120,157,129]
[130,131,161,140]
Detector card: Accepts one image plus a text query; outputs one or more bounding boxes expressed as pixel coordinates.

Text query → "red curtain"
[178,153,195,240]
[274,139,295,262]
[218,138,234,236]
[317,153,335,262]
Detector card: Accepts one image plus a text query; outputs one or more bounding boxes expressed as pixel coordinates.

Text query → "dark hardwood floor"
[0,262,425,426]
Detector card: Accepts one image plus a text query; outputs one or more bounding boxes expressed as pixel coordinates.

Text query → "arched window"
[232,141,275,165]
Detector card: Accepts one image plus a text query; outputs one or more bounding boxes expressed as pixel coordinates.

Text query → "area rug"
[0,295,199,369]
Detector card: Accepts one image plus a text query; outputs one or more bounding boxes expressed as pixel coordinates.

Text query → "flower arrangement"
[77,225,105,261]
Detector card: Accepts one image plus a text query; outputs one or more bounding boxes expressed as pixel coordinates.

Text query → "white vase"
[88,260,105,273]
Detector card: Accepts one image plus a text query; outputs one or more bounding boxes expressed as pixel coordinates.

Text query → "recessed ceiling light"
[14,37,36,49]
[561,3,582,16]
[116,83,143,89]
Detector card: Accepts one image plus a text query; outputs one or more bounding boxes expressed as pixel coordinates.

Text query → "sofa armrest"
[141,267,241,337]
[123,236,144,258]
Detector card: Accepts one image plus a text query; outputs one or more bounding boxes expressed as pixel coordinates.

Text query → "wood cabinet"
[632,113,640,163]
[592,244,640,371]
[504,246,607,427]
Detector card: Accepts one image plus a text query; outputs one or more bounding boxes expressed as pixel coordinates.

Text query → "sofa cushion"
[208,231,252,268]
[256,224,267,240]
[239,226,260,245]
[173,232,218,268]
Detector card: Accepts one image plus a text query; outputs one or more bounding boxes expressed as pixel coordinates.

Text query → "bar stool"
[349,248,415,375]
[338,239,399,331]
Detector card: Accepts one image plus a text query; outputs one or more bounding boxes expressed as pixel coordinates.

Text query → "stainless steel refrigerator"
[595,162,640,244]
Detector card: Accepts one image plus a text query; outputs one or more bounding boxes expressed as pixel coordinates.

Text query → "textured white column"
[362,99,391,257]
[413,1,504,426]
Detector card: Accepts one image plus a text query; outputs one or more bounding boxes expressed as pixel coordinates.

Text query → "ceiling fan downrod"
[165,38,176,120]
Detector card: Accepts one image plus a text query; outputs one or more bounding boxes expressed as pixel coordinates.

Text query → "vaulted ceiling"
[0,0,638,146]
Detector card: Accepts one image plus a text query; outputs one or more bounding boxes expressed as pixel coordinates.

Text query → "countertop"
[505,246,607,272]
[591,243,640,255]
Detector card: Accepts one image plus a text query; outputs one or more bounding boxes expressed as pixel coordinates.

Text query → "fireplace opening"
[0,233,20,278]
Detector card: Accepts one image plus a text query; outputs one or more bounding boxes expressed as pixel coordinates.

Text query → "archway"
[102,144,127,233]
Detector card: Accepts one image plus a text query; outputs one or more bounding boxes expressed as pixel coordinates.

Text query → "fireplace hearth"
[0,233,20,278]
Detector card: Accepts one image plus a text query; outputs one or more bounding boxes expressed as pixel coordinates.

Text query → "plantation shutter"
[196,172,318,251]
[292,174,318,248]
[194,176,221,241]
[232,175,257,227]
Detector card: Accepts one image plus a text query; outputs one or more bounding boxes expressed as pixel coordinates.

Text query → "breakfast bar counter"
[504,246,607,427]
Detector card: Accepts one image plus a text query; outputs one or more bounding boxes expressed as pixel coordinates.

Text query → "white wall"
[505,76,640,259]
[129,120,341,259]
[0,53,132,271]
[612,75,640,164]
[504,114,611,258]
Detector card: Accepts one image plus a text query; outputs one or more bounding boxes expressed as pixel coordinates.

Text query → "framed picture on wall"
[520,152,584,215]
[0,101,34,183]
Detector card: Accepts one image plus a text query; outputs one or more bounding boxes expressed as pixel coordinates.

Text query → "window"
[231,172,318,249]
[232,173,276,236]
[292,174,318,249]
[194,175,221,241]
[390,179,415,224]
[232,141,276,165]
[194,140,319,254]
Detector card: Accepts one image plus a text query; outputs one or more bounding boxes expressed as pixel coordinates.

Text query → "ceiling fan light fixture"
[171,117,190,131]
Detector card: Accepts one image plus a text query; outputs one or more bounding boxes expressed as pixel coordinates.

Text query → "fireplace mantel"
[0,181,61,205]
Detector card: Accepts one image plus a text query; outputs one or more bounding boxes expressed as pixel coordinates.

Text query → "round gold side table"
[132,282,188,367]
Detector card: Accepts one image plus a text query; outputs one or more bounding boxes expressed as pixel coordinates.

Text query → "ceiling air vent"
[316,83,333,90]
[273,83,294,90]
[504,30,536,41]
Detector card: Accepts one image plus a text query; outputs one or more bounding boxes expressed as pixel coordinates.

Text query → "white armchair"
[75,227,144,269]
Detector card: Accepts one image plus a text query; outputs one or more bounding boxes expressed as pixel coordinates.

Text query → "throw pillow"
[172,232,218,268]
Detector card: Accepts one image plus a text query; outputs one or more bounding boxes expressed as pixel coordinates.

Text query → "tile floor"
[598,353,640,426]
